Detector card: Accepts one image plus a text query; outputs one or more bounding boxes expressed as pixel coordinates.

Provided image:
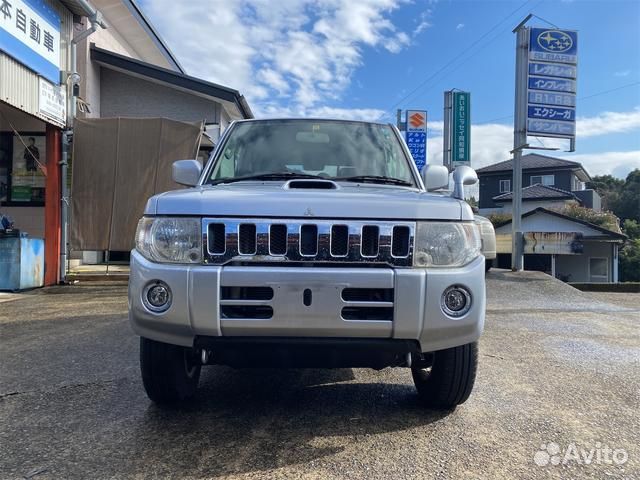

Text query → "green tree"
[619,239,640,282]
[614,169,640,222]
[587,174,624,211]
[622,219,640,240]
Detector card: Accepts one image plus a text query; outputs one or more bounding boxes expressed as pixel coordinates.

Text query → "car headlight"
[413,222,481,267]
[135,217,202,264]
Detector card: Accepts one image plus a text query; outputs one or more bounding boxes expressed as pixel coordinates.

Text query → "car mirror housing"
[422,165,450,192]
[172,160,202,187]
[451,165,478,200]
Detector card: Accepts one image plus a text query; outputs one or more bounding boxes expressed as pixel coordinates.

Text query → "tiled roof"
[493,184,577,202]
[476,154,584,173]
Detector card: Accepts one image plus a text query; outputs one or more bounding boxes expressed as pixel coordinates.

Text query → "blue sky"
[141,0,640,178]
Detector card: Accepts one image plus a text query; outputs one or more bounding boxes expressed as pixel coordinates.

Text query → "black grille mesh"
[238,224,257,254]
[392,226,410,257]
[269,224,288,255]
[361,226,379,256]
[300,225,318,255]
[331,225,349,256]
[209,223,226,254]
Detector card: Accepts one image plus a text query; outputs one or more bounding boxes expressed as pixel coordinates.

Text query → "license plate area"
[219,266,395,337]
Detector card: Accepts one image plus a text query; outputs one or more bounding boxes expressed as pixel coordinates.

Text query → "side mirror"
[172,160,202,187]
[451,165,478,200]
[422,165,450,192]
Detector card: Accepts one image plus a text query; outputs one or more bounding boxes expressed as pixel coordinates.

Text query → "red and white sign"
[406,110,427,132]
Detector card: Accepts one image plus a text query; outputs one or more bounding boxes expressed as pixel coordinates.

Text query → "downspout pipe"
[60,3,106,283]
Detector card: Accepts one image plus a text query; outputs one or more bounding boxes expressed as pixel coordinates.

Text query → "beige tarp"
[70,117,202,251]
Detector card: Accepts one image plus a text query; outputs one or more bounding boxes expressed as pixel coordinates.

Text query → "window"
[530,174,554,186]
[573,177,584,191]
[499,179,511,193]
[0,132,46,206]
[207,120,415,186]
[589,257,609,282]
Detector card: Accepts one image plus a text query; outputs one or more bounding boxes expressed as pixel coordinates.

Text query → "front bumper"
[128,250,485,353]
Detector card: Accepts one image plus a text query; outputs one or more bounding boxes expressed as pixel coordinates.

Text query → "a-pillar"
[44,124,61,286]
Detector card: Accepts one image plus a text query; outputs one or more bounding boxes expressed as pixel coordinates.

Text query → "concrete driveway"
[0,271,638,479]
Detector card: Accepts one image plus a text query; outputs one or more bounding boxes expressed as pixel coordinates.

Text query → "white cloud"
[614,70,631,77]
[412,9,432,36]
[577,108,640,137]
[256,104,387,122]
[557,151,640,178]
[456,23,465,30]
[425,108,640,178]
[142,0,411,116]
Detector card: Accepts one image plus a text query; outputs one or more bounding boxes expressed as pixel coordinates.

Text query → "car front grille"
[203,219,415,266]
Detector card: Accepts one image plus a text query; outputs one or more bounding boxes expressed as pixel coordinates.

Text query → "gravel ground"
[0,272,638,480]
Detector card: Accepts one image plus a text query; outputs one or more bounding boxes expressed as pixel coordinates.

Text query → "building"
[1,0,252,285]
[477,153,600,214]
[493,207,626,283]
[478,153,624,283]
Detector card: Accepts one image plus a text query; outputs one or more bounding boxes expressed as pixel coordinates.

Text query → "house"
[1,0,253,284]
[492,184,582,214]
[477,153,600,214]
[493,208,626,283]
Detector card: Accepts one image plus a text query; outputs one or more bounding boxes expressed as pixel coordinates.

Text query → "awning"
[70,117,202,251]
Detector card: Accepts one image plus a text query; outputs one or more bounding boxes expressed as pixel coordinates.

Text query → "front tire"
[411,342,478,409]
[140,337,201,404]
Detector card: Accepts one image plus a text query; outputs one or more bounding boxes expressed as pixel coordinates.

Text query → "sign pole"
[512,24,529,271]
[443,91,452,171]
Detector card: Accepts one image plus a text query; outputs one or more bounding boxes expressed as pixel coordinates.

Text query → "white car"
[129,119,486,409]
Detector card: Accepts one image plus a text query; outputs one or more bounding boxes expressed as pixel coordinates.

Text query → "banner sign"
[451,91,470,167]
[38,77,66,124]
[0,0,61,83]
[525,28,578,141]
[405,110,427,171]
[526,28,577,142]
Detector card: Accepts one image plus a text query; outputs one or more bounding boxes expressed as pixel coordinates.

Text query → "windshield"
[206,120,416,186]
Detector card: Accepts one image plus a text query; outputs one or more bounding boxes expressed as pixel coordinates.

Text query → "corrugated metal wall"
[0,0,73,127]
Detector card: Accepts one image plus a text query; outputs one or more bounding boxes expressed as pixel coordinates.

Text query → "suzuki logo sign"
[409,112,425,129]
[406,110,427,133]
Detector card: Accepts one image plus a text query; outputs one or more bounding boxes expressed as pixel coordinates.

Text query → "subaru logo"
[537,30,573,53]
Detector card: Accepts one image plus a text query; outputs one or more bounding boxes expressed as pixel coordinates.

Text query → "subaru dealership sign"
[526,28,578,141]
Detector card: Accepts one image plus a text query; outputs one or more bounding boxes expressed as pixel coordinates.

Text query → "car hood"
[147,182,472,221]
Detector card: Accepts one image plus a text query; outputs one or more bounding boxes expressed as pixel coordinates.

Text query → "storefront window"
[0,132,45,206]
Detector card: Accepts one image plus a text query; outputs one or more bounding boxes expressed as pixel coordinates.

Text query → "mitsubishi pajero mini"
[129,119,485,409]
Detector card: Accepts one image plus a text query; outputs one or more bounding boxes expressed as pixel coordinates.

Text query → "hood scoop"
[284,179,338,190]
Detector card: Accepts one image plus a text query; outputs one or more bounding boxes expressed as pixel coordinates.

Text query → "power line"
[387,0,533,113]
[477,81,640,124]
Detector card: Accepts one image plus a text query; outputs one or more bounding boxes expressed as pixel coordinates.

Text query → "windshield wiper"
[333,175,413,186]
[211,172,324,185]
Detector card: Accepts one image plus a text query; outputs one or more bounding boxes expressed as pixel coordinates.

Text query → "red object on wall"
[44,124,61,286]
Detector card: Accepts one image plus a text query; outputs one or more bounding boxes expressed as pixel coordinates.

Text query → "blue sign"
[528,62,576,79]
[528,105,575,122]
[528,76,576,93]
[527,119,575,137]
[528,91,576,107]
[406,131,427,170]
[0,0,61,83]
[529,28,578,65]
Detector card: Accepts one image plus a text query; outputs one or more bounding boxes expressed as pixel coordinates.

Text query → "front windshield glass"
[207,120,416,185]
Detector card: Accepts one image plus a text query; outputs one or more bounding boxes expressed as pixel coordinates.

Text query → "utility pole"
[443,91,453,171]
[511,15,531,272]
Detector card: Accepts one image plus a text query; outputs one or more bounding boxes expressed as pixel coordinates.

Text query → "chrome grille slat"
[203,219,415,266]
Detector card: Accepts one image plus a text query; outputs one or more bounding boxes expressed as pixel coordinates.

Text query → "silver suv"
[129,119,485,409]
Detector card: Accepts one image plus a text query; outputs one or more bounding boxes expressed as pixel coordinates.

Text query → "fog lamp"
[441,285,472,317]
[143,281,172,312]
